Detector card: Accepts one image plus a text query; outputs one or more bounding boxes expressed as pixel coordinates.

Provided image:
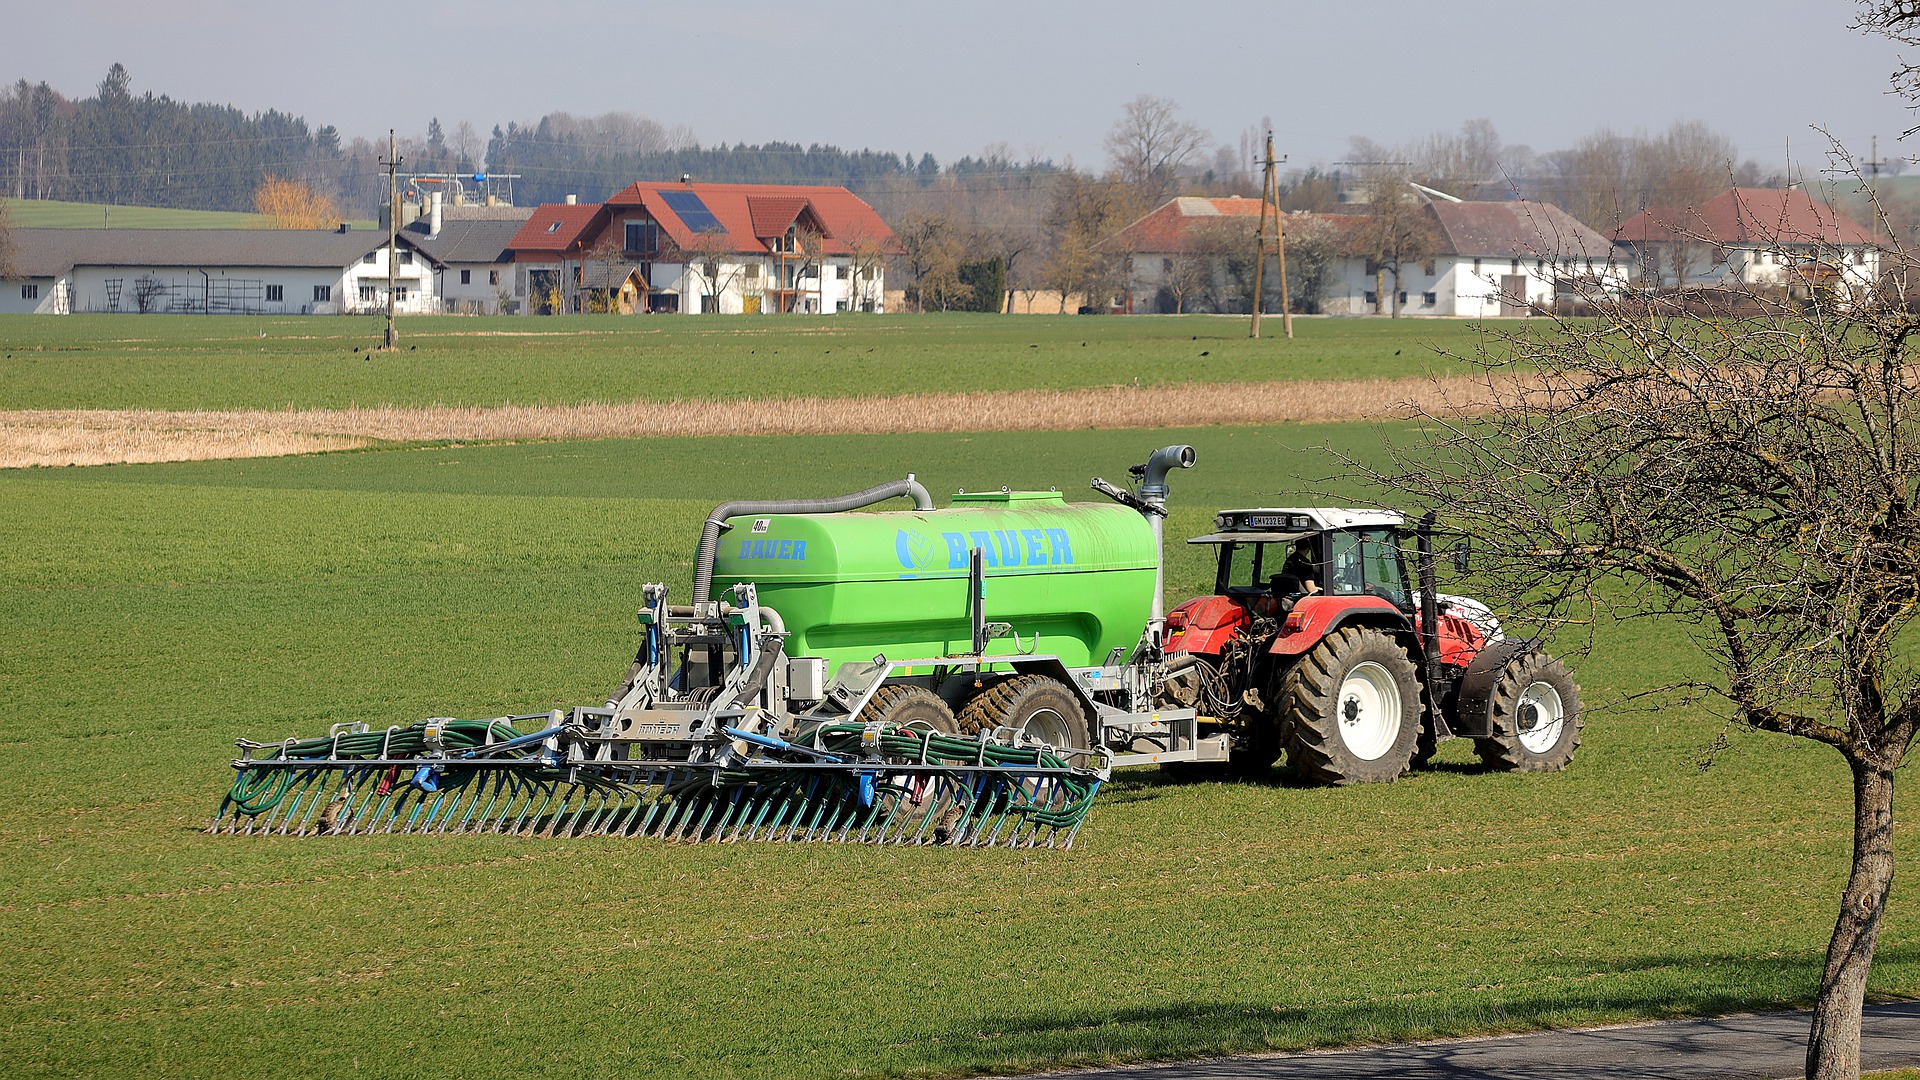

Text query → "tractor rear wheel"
[958,675,1090,749]
[1280,627,1421,785]
[859,684,958,734]
[1475,652,1582,772]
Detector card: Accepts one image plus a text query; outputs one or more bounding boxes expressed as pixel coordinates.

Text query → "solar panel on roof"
[659,190,725,233]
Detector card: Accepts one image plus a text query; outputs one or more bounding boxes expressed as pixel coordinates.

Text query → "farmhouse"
[1101,195,1626,317]
[399,197,532,315]
[1611,187,1879,297]
[0,227,443,315]
[504,181,898,315]
[1324,199,1627,316]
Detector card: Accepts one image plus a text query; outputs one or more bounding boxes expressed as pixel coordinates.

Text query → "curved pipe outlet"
[1139,444,1196,506]
[691,478,934,603]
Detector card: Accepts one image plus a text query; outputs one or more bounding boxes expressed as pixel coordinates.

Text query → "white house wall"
[0,277,63,314]
[437,263,511,314]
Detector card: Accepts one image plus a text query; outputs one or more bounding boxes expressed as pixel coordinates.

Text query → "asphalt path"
[1017,1002,1920,1079]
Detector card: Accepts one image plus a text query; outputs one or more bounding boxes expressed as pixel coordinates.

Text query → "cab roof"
[1188,507,1405,545]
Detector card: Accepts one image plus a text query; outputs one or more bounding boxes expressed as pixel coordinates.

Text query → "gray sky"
[8,0,1916,177]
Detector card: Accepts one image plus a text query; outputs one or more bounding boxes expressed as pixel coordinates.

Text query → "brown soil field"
[0,375,1504,468]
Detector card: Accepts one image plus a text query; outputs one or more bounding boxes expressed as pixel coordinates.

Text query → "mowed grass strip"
[0,312,1495,412]
[0,372,1519,467]
[2,425,1905,1078]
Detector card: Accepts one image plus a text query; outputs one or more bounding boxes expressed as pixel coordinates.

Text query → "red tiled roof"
[506,204,601,258]
[1096,196,1268,253]
[1613,188,1875,247]
[602,181,899,255]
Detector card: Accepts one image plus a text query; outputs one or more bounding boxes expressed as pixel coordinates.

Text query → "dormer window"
[547,221,562,233]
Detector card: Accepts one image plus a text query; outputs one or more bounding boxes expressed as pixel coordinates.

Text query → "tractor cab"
[1187,508,1413,612]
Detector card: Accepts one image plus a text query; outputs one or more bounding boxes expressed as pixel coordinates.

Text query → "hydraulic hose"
[690,478,934,604]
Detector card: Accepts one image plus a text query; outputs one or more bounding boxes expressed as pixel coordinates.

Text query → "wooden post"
[383,130,400,350]
[1250,132,1291,340]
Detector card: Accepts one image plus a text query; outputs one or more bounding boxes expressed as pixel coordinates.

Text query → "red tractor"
[1160,507,1582,784]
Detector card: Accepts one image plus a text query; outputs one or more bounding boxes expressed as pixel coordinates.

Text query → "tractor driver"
[1255,539,1320,616]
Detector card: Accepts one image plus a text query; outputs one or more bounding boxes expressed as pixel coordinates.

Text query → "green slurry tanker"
[213,445,1581,847]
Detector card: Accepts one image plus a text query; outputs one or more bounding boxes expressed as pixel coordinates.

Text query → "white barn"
[0,227,442,315]
[1612,187,1880,299]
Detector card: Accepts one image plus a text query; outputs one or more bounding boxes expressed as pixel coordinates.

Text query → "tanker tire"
[859,684,959,734]
[1475,652,1582,772]
[957,675,1090,749]
[1280,627,1421,786]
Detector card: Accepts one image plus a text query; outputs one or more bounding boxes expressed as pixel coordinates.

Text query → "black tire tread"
[1475,652,1582,772]
[1281,626,1422,786]
[858,684,958,734]
[956,674,1089,747]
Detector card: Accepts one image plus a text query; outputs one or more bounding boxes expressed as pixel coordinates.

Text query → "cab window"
[1328,532,1364,595]
[1218,542,1266,592]
[1359,528,1408,607]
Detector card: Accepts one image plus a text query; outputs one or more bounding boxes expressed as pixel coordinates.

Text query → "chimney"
[429,191,443,238]
[565,194,577,205]
[337,222,351,234]
[681,173,692,185]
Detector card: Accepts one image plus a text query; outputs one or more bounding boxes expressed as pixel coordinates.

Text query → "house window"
[625,220,659,254]
[547,221,563,233]
[394,286,410,302]
[1397,291,1408,304]
[489,270,499,285]
[460,269,471,285]
[859,266,874,281]
[1510,259,1520,273]
[399,249,413,265]
[21,284,38,300]
[702,261,718,281]
[359,284,378,302]
[265,284,283,302]
[1421,291,1437,305]
[1472,258,1482,274]
[1364,291,1378,305]
[1163,258,1175,274]
[1855,249,1868,265]
[744,263,761,279]
[313,285,331,302]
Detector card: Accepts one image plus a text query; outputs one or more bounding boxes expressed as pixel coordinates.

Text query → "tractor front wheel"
[1281,627,1421,785]
[1476,652,1582,772]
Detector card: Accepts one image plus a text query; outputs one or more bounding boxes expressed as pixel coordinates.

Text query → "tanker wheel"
[957,675,1090,750]
[1475,652,1582,772]
[1280,627,1421,785]
[858,684,958,735]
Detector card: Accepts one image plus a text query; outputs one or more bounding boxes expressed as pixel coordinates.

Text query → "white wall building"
[0,227,442,315]
[1321,200,1627,317]
[1612,187,1880,298]
[402,198,531,314]
[507,181,897,315]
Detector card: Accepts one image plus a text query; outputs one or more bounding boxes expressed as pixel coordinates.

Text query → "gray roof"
[1430,201,1619,261]
[5,227,434,277]
[402,213,531,265]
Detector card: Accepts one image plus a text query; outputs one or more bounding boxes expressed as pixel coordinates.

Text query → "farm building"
[1100,195,1626,317]
[399,197,532,315]
[0,227,443,315]
[1322,199,1627,316]
[504,181,899,315]
[1611,187,1880,298]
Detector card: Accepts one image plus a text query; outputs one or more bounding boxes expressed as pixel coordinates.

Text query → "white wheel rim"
[1337,661,1402,761]
[1018,706,1074,748]
[1515,681,1566,753]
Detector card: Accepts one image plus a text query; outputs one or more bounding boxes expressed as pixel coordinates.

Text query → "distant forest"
[0,64,1061,216]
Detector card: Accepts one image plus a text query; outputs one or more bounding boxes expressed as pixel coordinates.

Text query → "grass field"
[0,313,1499,412]
[1,423,1905,1078]
[2,197,376,231]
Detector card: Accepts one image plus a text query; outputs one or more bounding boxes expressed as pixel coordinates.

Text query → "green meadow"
[0,313,1486,411]
[1,424,1903,1077]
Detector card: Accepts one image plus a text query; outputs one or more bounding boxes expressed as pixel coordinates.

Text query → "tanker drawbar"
[210,447,1203,847]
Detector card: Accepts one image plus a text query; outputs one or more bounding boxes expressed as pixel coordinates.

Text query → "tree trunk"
[1807,760,1897,1080]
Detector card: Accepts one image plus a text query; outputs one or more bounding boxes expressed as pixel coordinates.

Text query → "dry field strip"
[0,374,1514,468]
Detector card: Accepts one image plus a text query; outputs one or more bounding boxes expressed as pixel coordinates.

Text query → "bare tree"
[1412,118,1509,200]
[1361,168,1918,1078]
[0,200,15,279]
[1356,171,1439,316]
[898,211,972,312]
[1105,95,1210,201]
[1281,213,1342,314]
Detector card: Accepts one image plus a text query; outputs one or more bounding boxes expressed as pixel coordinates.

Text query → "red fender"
[1165,595,1249,655]
[1269,594,1406,656]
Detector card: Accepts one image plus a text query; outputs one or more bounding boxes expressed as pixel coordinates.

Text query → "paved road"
[1019,1002,1920,1079]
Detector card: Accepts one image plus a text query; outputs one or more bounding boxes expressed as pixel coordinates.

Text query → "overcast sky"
[7,0,1916,177]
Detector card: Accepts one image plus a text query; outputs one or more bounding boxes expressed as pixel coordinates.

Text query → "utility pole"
[1250,132,1292,339]
[381,130,401,350]
[1866,135,1893,245]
